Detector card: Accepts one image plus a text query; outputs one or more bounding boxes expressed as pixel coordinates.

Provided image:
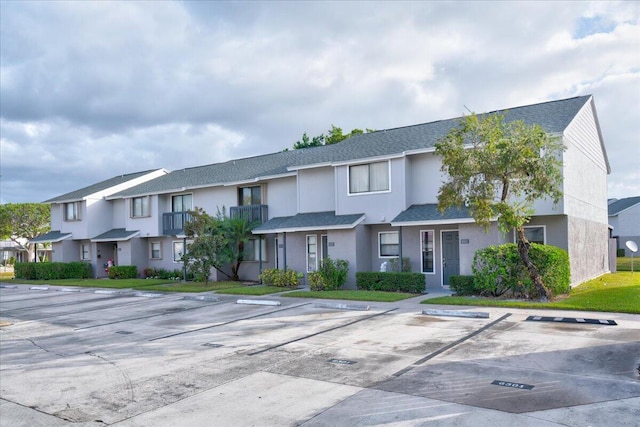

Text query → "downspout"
[283,232,287,272]
[182,236,187,282]
[398,226,403,272]
[258,235,263,283]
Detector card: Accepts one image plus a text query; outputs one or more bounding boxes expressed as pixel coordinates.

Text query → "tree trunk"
[516,226,551,301]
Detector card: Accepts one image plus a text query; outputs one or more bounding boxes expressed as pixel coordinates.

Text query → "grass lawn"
[137,281,247,293]
[285,290,419,302]
[216,285,288,296]
[616,257,638,272]
[0,272,14,281]
[423,272,640,314]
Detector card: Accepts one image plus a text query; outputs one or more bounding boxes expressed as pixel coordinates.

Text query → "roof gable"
[608,196,640,216]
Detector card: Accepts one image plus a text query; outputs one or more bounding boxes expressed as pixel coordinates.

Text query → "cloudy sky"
[1,1,638,204]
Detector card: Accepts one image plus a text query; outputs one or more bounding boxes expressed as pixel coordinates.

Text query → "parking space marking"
[248,308,398,355]
[393,313,512,377]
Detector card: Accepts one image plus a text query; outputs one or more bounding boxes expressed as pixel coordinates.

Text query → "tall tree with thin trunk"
[435,113,565,300]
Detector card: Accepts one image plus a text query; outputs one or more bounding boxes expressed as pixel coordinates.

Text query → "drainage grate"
[328,358,356,365]
[202,343,223,348]
[491,380,534,390]
[526,316,617,326]
[115,331,133,335]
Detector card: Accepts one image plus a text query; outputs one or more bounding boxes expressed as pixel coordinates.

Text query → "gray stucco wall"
[568,216,610,284]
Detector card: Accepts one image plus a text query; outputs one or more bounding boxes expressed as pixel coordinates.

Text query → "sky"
[1,1,639,204]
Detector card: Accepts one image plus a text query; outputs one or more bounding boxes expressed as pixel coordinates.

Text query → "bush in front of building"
[356,272,425,293]
[449,275,476,296]
[15,261,92,280]
[259,268,299,287]
[309,258,349,291]
[472,243,570,298]
[108,265,138,279]
[143,267,187,280]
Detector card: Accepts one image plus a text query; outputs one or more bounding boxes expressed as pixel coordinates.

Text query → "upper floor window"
[65,202,80,221]
[131,196,149,218]
[172,194,192,212]
[239,186,261,206]
[349,161,389,194]
[379,231,399,257]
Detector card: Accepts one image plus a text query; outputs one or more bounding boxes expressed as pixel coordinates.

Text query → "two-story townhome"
[608,196,640,256]
[34,95,611,289]
[30,169,168,277]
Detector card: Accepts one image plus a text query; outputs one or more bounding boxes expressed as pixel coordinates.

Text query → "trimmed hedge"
[15,262,92,280]
[449,275,476,296]
[143,267,190,280]
[259,268,299,287]
[472,243,570,298]
[356,272,425,293]
[108,265,138,279]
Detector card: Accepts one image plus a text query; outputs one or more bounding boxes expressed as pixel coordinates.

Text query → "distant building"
[608,196,640,256]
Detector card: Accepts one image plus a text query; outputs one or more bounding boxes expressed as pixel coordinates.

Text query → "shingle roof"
[111,95,592,198]
[253,211,365,234]
[391,204,473,225]
[91,228,140,242]
[29,230,72,243]
[44,169,164,203]
[608,196,640,216]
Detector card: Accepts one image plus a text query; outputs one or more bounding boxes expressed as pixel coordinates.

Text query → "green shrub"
[308,258,350,291]
[108,265,138,279]
[472,243,570,298]
[617,248,626,257]
[356,272,425,293]
[143,267,187,280]
[260,268,299,287]
[449,275,476,296]
[388,257,412,272]
[14,262,92,280]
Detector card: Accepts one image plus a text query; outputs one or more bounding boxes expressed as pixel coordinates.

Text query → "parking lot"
[1,284,639,426]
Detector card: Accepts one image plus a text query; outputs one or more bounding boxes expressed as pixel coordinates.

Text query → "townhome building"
[34,95,611,289]
[608,196,640,256]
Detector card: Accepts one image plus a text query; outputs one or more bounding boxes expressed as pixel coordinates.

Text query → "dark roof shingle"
[608,196,640,216]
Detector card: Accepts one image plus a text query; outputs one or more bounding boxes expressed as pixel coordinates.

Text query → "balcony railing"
[229,204,268,224]
[162,211,193,236]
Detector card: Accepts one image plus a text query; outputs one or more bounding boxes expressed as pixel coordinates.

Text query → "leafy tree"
[435,113,565,301]
[0,203,51,262]
[292,126,374,150]
[182,207,257,283]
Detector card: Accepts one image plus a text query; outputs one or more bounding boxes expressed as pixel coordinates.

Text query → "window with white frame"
[131,196,150,218]
[150,241,161,259]
[349,161,389,194]
[173,241,186,263]
[65,201,80,221]
[244,238,267,262]
[307,235,318,272]
[172,194,193,212]
[80,244,90,260]
[421,230,434,273]
[379,231,399,257]
[522,226,545,245]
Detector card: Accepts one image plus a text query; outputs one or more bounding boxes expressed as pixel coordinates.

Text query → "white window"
[80,244,90,260]
[65,202,80,221]
[244,238,267,262]
[421,230,435,273]
[172,194,193,212]
[379,231,399,257]
[173,241,185,263]
[307,235,318,272]
[150,242,161,259]
[320,234,328,263]
[523,226,546,245]
[349,161,389,194]
[132,196,149,218]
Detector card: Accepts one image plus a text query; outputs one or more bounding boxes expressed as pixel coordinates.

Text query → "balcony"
[230,205,268,224]
[162,211,193,236]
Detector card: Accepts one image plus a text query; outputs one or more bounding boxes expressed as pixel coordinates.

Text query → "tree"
[291,126,374,150]
[0,203,51,262]
[182,207,257,283]
[435,113,565,301]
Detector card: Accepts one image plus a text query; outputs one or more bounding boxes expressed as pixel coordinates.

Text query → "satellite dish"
[626,240,638,253]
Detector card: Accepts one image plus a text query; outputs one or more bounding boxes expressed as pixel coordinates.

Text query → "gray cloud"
[1,1,638,203]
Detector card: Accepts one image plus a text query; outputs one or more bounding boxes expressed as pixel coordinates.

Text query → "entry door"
[442,231,459,286]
